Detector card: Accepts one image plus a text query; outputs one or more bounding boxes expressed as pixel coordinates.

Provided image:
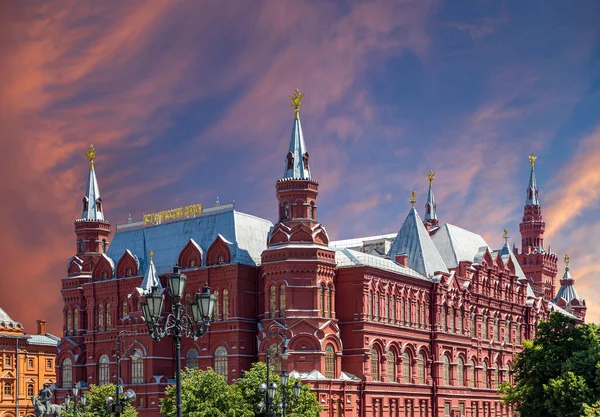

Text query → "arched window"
[325,344,335,379]
[102,239,107,253]
[482,316,488,340]
[401,298,405,324]
[131,349,144,384]
[494,318,499,342]
[319,286,325,316]
[457,357,464,386]
[387,351,396,382]
[325,287,331,316]
[186,349,199,369]
[516,323,522,345]
[283,202,290,220]
[391,296,396,323]
[442,355,450,385]
[214,346,228,378]
[73,309,79,332]
[403,352,411,383]
[223,289,229,321]
[449,308,455,332]
[482,361,488,388]
[269,287,276,317]
[367,291,373,321]
[374,292,380,321]
[421,304,426,327]
[106,303,111,330]
[310,202,315,220]
[122,300,128,319]
[470,360,476,388]
[98,304,104,332]
[507,363,513,384]
[458,310,463,333]
[370,349,380,381]
[385,294,390,322]
[441,305,447,331]
[470,312,476,337]
[407,301,412,326]
[416,302,421,327]
[213,290,220,321]
[78,239,84,254]
[66,310,73,334]
[279,286,285,318]
[417,354,425,384]
[505,320,510,343]
[98,354,110,385]
[27,383,34,397]
[62,358,73,388]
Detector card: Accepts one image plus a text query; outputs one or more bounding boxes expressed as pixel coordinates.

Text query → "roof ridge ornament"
[528,153,537,170]
[149,250,154,264]
[410,190,417,208]
[289,89,304,120]
[85,144,97,170]
[426,170,435,185]
[564,253,570,268]
[503,228,509,243]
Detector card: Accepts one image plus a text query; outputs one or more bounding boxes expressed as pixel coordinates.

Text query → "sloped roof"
[432,223,490,269]
[388,208,448,277]
[335,248,427,281]
[553,267,584,305]
[283,116,311,179]
[81,164,104,221]
[106,209,272,275]
[0,307,22,328]
[27,334,60,347]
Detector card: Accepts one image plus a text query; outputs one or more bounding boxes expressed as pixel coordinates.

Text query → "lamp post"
[105,387,136,416]
[106,330,138,417]
[141,265,215,417]
[255,323,301,417]
[64,386,87,417]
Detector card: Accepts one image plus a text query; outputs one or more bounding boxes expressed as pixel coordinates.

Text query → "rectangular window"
[459,402,465,417]
[4,355,11,368]
[46,359,52,369]
[3,382,12,397]
[444,402,451,417]
[28,358,34,369]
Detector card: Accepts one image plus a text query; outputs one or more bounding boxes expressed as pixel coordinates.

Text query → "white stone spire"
[526,153,540,206]
[81,145,104,221]
[138,250,162,294]
[283,89,311,180]
[424,170,437,223]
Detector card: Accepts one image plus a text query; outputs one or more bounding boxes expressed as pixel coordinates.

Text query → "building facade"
[55,92,586,417]
[0,310,59,417]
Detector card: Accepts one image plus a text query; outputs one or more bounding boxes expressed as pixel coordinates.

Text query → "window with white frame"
[214,346,228,378]
[62,358,73,388]
[131,349,144,384]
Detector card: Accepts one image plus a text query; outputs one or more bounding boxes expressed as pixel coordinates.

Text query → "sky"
[0,0,598,335]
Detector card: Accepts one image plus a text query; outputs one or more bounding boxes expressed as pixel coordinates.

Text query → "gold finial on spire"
[426,170,435,185]
[85,144,97,170]
[149,250,154,263]
[564,254,570,267]
[289,89,304,119]
[528,153,537,170]
[503,228,509,243]
[410,190,417,208]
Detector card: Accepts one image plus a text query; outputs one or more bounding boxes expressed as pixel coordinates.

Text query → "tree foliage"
[60,384,137,417]
[500,312,600,417]
[160,363,321,417]
[161,368,252,417]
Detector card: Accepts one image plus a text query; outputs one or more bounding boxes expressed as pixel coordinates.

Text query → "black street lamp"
[105,387,136,416]
[105,330,138,417]
[141,265,215,417]
[255,323,301,417]
[64,386,86,417]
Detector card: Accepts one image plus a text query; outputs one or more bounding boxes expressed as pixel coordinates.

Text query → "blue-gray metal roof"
[82,165,104,220]
[526,165,540,206]
[553,267,584,305]
[106,209,273,275]
[283,116,311,179]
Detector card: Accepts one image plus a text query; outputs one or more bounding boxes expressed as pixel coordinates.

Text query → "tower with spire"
[553,255,587,321]
[424,170,438,232]
[514,154,558,300]
[260,89,340,376]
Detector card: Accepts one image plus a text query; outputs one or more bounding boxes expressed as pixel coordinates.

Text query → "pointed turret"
[82,144,104,221]
[553,255,586,321]
[526,153,540,206]
[283,89,311,180]
[138,251,162,294]
[388,191,448,278]
[424,170,438,229]
[515,153,557,301]
[72,145,111,260]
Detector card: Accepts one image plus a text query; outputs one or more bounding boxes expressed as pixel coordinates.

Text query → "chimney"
[37,320,46,335]
[395,254,408,266]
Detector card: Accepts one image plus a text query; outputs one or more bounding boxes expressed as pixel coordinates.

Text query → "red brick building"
[55,95,586,417]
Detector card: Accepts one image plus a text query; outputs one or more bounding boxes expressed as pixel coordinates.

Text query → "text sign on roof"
[143,204,203,225]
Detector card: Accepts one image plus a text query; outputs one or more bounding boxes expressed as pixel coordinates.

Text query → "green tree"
[235,362,322,417]
[160,368,253,417]
[60,384,137,417]
[500,312,600,417]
